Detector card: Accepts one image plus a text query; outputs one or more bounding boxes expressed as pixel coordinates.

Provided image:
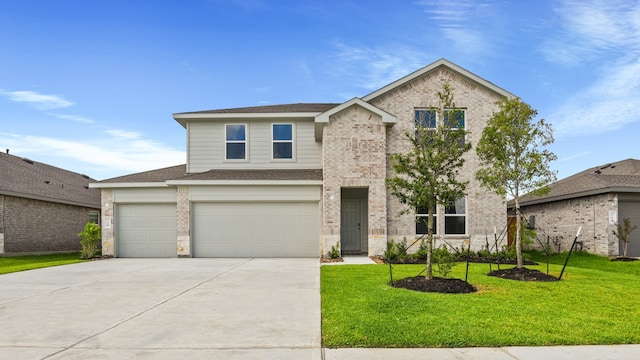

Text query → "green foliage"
[432,245,456,277]
[327,242,341,259]
[475,97,557,268]
[413,239,429,261]
[384,240,399,262]
[386,83,471,278]
[78,222,101,259]
[612,218,638,257]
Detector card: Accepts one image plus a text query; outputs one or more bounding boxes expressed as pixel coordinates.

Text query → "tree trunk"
[426,213,434,279]
[515,199,523,268]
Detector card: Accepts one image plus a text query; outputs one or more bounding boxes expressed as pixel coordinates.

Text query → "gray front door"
[341,199,361,254]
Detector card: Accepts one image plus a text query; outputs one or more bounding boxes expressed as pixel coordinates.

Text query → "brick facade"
[517,193,618,256]
[0,194,96,253]
[321,66,507,255]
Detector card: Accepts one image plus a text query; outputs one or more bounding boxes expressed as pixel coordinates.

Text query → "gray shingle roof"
[0,152,100,208]
[97,164,187,183]
[517,158,640,206]
[174,103,339,115]
[94,165,321,183]
[175,169,322,181]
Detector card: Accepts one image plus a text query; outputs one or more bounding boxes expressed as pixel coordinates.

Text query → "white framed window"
[225,124,247,160]
[444,197,466,235]
[272,123,294,160]
[415,109,466,144]
[416,205,437,235]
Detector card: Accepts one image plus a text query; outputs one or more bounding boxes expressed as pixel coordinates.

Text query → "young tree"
[613,218,638,257]
[475,97,557,268]
[386,84,471,279]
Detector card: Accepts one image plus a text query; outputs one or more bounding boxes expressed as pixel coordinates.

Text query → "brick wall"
[2,194,97,253]
[321,105,388,255]
[518,193,618,256]
[370,66,506,252]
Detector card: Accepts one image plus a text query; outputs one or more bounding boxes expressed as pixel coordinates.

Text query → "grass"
[321,252,640,348]
[0,253,86,275]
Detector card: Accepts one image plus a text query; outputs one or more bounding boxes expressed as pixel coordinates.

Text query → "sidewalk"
[323,345,640,359]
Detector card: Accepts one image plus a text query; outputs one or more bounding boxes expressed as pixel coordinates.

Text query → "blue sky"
[1,0,639,180]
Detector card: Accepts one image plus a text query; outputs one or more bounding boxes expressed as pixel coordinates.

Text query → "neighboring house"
[0,151,101,254]
[91,58,511,258]
[509,159,640,257]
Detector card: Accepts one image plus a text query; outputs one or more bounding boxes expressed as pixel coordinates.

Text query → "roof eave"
[89,182,172,189]
[173,112,323,128]
[362,58,516,102]
[512,186,640,208]
[165,180,323,186]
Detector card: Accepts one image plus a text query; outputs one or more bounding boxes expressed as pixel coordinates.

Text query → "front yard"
[0,253,85,275]
[321,252,640,348]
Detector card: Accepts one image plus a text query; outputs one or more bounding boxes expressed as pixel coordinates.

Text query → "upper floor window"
[444,197,466,235]
[415,109,466,144]
[415,109,465,129]
[272,123,294,160]
[226,124,247,160]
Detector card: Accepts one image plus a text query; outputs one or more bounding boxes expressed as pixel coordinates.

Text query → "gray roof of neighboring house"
[515,158,640,207]
[94,165,322,184]
[0,151,100,208]
[174,103,340,115]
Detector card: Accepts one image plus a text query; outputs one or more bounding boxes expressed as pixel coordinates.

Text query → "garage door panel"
[193,202,318,257]
[117,204,177,258]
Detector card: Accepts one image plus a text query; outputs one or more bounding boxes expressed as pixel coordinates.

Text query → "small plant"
[78,222,101,259]
[384,240,399,263]
[394,237,409,260]
[413,239,429,261]
[613,218,638,257]
[432,245,456,277]
[328,242,341,259]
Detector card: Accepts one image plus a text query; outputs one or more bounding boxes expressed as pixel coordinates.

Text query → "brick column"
[101,189,115,256]
[176,186,191,257]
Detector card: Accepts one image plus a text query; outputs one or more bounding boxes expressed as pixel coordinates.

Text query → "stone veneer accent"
[176,186,191,256]
[518,193,619,256]
[101,189,115,256]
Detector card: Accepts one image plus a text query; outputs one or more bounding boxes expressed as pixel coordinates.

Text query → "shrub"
[328,242,341,259]
[433,245,456,278]
[394,237,409,260]
[78,222,101,259]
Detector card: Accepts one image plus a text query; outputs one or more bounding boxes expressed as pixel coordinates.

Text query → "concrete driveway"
[0,258,321,360]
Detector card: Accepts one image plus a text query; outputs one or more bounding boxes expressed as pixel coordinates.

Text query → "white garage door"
[193,202,319,257]
[117,204,177,257]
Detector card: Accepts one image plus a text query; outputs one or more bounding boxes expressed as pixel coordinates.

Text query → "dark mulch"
[371,255,537,266]
[611,257,638,262]
[320,257,344,263]
[487,267,559,282]
[392,276,477,294]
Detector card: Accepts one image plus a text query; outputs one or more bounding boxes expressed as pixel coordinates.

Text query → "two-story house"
[91,59,510,258]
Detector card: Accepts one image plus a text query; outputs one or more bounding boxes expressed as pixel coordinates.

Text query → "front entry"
[340,188,368,255]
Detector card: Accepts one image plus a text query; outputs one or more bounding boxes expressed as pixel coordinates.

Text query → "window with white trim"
[444,197,466,235]
[225,124,247,160]
[416,205,437,235]
[272,123,294,160]
[415,109,466,144]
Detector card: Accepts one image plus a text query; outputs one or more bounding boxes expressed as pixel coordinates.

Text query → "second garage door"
[192,202,319,257]
[117,204,177,257]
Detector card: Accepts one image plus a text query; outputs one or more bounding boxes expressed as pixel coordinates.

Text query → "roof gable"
[362,58,515,102]
[0,152,100,208]
[314,98,396,141]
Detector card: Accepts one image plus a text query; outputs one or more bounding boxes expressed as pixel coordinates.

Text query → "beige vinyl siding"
[187,119,321,173]
[189,185,321,202]
[112,188,177,203]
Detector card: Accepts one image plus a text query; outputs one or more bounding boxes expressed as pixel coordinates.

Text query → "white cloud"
[328,42,427,92]
[48,113,95,124]
[551,59,640,137]
[541,0,640,65]
[0,90,73,110]
[1,131,185,179]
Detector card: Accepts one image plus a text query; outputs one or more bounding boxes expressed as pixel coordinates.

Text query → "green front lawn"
[321,253,640,348]
[0,253,86,275]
